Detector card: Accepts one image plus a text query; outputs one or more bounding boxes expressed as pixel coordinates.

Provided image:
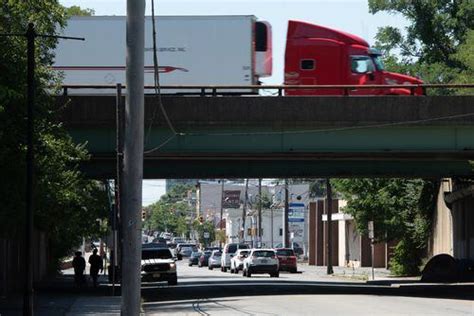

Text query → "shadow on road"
[141,279,474,303]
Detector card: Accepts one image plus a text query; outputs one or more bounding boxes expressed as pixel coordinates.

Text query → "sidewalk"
[297,262,420,283]
[0,271,120,316]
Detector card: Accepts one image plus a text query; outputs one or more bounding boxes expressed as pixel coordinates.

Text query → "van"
[220,243,250,272]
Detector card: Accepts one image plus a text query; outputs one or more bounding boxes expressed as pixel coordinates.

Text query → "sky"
[58,0,408,206]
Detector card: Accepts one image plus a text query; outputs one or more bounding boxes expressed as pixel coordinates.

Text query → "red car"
[275,248,298,273]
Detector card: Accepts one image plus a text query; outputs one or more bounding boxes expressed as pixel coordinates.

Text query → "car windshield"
[204,251,212,255]
[191,252,201,257]
[228,244,249,253]
[239,250,250,255]
[212,251,222,257]
[253,251,275,258]
[142,249,172,260]
[276,249,295,256]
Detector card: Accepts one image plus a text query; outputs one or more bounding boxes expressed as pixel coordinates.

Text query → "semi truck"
[284,20,423,95]
[54,16,422,95]
[54,15,272,94]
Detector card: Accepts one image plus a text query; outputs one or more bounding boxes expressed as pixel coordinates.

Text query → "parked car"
[199,250,213,267]
[274,242,303,256]
[230,249,250,273]
[243,249,279,278]
[141,247,178,285]
[188,251,202,266]
[275,248,298,273]
[208,250,222,270]
[221,243,250,272]
[172,237,186,244]
[177,243,197,257]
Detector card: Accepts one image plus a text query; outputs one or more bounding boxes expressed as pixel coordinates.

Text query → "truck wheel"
[246,270,251,278]
[209,266,213,270]
[168,275,178,286]
[222,267,227,272]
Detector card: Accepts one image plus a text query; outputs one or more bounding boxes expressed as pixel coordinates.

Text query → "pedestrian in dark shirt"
[72,251,86,287]
[88,248,103,288]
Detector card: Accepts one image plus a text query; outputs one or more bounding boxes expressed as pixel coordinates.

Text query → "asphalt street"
[142,259,474,315]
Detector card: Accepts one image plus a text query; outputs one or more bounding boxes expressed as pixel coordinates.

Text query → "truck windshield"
[371,55,385,71]
[350,56,375,74]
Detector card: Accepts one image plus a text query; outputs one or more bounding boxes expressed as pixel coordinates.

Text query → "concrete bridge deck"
[58,95,474,178]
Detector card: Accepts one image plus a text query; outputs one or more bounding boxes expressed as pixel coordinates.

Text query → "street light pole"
[284,179,290,248]
[326,178,334,275]
[258,178,262,247]
[24,23,35,316]
[220,179,225,248]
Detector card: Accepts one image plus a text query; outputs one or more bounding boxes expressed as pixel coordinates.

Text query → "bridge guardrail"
[58,83,474,97]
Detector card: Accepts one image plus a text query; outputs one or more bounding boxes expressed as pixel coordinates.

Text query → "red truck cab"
[284,20,423,95]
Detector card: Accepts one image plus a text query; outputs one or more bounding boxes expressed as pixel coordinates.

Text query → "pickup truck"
[141,247,178,285]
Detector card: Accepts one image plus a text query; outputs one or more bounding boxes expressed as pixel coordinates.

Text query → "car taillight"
[289,256,296,261]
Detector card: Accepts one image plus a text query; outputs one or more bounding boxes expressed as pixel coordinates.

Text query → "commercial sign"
[222,190,241,208]
[288,202,305,222]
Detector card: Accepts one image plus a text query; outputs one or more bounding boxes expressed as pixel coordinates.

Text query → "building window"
[279,228,283,236]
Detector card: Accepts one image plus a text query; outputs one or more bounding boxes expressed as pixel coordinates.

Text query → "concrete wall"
[429,180,454,256]
[0,230,50,297]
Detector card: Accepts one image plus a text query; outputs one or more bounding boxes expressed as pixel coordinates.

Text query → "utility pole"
[284,179,290,248]
[121,0,145,314]
[113,83,124,296]
[258,178,262,247]
[241,179,249,243]
[220,179,225,248]
[326,178,334,275]
[0,23,83,316]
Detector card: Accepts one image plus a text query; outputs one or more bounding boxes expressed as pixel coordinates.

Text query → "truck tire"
[168,274,178,286]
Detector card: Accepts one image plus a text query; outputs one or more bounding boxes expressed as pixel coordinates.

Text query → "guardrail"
[59,83,474,96]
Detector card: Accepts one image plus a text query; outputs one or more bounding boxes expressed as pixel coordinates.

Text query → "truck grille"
[143,263,170,272]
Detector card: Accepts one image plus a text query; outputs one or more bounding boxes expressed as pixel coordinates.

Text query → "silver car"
[208,250,222,270]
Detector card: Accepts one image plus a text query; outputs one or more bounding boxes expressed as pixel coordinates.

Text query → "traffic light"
[142,210,146,221]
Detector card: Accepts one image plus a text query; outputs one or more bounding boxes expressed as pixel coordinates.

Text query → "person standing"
[72,251,86,287]
[88,248,103,288]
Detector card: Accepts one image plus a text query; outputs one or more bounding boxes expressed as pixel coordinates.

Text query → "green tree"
[192,220,216,247]
[333,179,438,275]
[369,0,474,89]
[64,5,95,17]
[144,184,195,237]
[0,1,108,270]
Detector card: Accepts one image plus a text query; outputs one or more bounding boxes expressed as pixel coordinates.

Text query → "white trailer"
[54,15,272,94]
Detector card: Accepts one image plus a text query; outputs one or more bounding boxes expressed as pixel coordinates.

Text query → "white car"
[221,243,250,272]
[230,249,250,273]
[242,249,279,278]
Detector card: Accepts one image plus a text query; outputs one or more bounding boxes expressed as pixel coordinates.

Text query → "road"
[142,260,474,315]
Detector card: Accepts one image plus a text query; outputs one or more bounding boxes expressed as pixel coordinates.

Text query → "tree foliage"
[64,5,95,17]
[333,179,438,275]
[369,0,474,89]
[0,1,108,269]
[144,184,195,238]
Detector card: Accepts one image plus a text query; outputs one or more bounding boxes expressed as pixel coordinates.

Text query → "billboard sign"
[223,190,241,208]
[288,202,305,222]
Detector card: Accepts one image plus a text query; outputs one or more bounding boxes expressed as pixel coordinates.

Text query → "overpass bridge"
[58,85,474,179]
